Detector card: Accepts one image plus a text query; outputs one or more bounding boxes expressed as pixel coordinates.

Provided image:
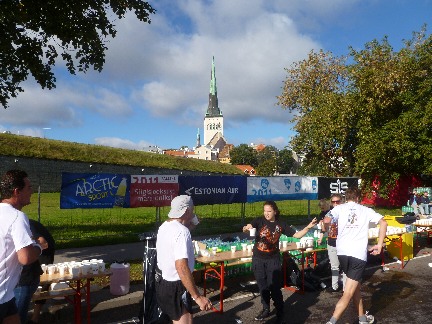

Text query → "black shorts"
[0,298,18,322]
[155,278,192,321]
[338,255,366,282]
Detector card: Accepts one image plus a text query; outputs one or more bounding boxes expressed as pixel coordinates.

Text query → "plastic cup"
[58,265,66,276]
[282,241,288,248]
[91,262,99,274]
[47,265,56,275]
[71,266,80,277]
[191,214,200,226]
[241,243,247,251]
[249,228,256,237]
[230,246,236,253]
[247,245,253,252]
[97,260,105,272]
[212,247,218,255]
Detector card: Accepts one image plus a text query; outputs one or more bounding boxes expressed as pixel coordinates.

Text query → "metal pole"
[38,184,41,222]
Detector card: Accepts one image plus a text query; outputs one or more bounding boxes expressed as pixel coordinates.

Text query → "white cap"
[168,195,193,218]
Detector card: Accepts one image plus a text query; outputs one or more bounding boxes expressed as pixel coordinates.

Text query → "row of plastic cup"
[42,259,105,276]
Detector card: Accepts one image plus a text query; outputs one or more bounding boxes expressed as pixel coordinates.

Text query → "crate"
[384,215,413,261]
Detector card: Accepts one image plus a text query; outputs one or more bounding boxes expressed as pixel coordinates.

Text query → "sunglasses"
[331,200,341,204]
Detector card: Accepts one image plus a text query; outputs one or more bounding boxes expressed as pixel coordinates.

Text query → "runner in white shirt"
[324,187,387,324]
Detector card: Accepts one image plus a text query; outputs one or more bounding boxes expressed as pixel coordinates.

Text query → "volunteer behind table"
[243,200,317,324]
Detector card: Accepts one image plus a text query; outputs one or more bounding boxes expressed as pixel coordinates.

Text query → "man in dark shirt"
[14,219,55,324]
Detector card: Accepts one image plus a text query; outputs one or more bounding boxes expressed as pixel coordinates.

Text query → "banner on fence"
[246,176,318,202]
[178,176,246,205]
[317,177,359,199]
[130,175,179,207]
[60,172,130,209]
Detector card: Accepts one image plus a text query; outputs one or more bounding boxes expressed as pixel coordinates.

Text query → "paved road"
[43,236,432,323]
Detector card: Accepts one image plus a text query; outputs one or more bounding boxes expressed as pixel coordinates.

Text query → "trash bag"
[397,212,417,224]
[138,232,167,324]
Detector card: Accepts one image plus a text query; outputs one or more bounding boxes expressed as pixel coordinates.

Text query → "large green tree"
[229,144,258,166]
[277,28,432,196]
[0,0,155,108]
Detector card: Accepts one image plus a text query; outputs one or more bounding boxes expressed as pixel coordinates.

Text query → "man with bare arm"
[324,187,387,324]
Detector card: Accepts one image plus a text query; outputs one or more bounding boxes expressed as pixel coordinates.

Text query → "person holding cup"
[242,201,317,324]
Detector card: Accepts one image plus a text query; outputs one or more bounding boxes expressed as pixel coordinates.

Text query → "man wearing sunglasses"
[318,193,345,293]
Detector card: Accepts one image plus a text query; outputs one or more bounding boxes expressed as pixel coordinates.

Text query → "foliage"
[230,143,296,175]
[255,159,276,176]
[277,148,296,174]
[277,27,432,196]
[0,0,155,108]
[0,134,243,175]
[230,144,258,166]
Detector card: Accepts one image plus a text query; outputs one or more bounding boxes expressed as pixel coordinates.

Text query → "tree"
[230,144,258,166]
[277,148,296,174]
[255,159,276,176]
[277,27,432,197]
[256,145,277,165]
[0,0,156,108]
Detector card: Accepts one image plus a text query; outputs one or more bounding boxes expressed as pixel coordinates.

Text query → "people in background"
[243,201,317,324]
[324,187,387,324]
[318,194,346,293]
[155,195,212,323]
[421,192,430,216]
[0,170,47,324]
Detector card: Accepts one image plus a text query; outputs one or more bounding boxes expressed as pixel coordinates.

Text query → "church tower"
[203,56,223,145]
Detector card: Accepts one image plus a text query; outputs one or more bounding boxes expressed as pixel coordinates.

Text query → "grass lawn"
[23,192,402,250]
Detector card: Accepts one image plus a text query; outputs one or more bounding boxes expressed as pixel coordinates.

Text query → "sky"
[1,0,431,151]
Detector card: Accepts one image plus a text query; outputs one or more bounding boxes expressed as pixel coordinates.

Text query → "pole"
[38,184,41,222]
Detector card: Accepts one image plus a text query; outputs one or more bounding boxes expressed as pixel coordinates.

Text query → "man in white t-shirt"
[156,195,212,323]
[0,170,47,323]
[324,187,387,324]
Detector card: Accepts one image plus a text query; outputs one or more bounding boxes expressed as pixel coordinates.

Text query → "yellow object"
[383,215,414,261]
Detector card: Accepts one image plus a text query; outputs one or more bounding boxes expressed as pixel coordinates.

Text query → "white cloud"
[94,137,153,150]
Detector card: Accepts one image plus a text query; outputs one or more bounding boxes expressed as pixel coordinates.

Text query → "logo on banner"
[330,179,349,194]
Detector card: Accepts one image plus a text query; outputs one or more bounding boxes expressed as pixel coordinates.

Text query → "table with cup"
[413,219,432,247]
[195,240,254,313]
[35,259,111,324]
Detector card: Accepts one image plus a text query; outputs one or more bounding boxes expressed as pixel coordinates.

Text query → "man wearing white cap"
[156,195,212,323]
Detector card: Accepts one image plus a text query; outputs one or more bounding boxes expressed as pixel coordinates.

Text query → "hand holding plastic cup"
[282,241,288,248]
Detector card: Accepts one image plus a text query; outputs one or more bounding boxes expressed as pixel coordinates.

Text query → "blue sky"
[1,0,431,151]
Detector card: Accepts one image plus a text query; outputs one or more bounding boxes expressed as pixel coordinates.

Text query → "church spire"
[206,56,222,117]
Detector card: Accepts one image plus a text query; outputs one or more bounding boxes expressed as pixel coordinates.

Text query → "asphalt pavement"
[34,235,432,324]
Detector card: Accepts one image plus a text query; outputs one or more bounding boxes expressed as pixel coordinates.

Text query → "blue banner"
[247,176,318,202]
[178,176,247,205]
[60,173,131,209]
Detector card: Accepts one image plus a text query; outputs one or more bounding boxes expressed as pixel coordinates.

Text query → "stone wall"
[0,155,215,192]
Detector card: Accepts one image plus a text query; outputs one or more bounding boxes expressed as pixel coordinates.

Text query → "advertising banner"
[317,177,359,199]
[178,176,247,205]
[129,175,179,207]
[60,173,130,209]
[247,176,318,202]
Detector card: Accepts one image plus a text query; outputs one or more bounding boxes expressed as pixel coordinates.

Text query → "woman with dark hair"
[243,201,317,324]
